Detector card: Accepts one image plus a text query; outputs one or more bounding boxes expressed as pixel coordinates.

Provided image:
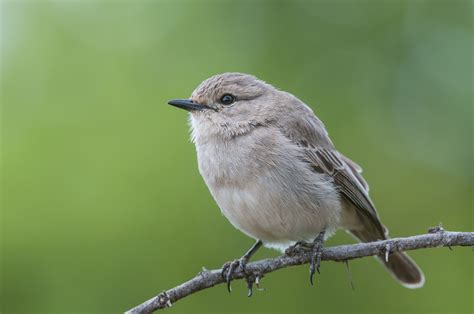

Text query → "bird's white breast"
[190,116,342,251]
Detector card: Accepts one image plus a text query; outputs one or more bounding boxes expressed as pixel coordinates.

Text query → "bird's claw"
[246,277,254,297]
[285,232,325,285]
[221,259,264,296]
[221,258,246,293]
[309,248,322,285]
[285,240,312,256]
[309,231,325,286]
[246,273,264,297]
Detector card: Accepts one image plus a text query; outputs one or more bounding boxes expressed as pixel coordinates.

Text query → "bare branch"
[126,229,473,314]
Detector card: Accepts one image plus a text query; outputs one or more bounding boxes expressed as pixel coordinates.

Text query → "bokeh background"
[1,0,472,313]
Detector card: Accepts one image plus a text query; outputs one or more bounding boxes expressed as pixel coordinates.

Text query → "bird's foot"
[221,258,264,296]
[309,231,325,286]
[283,231,326,285]
[285,241,313,256]
[221,258,247,293]
[221,240,263,295]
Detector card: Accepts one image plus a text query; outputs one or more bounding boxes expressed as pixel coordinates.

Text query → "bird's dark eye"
[220,94,235,105]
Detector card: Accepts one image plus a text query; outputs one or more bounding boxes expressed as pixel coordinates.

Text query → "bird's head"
[168,72,295,139]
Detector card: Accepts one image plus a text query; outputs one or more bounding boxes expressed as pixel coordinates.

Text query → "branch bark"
[125,229,473,314]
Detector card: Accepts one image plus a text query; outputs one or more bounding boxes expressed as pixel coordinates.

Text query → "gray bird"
[168,72,424,293]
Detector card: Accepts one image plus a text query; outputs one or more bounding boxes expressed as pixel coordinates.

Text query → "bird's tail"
[349,226,425,289]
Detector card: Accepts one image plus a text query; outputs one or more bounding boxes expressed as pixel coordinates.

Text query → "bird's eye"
[220,94,235,105]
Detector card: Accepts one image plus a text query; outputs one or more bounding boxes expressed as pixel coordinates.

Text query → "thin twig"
[126,229,473,314]
[344,260,355,291]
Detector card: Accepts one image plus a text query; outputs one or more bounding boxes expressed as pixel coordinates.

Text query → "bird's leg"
[309,230,326,286]
[221,240,262,294]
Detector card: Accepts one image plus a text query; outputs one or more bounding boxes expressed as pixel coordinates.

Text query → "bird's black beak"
[167,99,206,111]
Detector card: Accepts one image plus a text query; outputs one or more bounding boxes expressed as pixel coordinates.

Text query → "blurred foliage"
[0,0,472,313]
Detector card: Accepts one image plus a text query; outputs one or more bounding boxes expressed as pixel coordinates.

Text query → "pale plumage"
[169,72,424,289]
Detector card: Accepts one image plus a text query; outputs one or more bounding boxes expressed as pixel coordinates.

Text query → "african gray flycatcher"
[168,72,424,292]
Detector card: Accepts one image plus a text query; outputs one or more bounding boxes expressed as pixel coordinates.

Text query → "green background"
[1,1,472,313]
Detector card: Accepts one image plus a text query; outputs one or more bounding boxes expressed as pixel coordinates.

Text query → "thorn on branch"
[384,243,391,262]
[198,267,209,277]
[428,223,445,234]
[255,275,265,292]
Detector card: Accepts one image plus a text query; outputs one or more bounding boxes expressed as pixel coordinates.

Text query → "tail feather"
[350,228,425,289]
[380,251,425,288]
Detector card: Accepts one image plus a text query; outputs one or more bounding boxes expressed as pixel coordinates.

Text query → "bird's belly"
[211,171,342,251]
[195,128,342,251]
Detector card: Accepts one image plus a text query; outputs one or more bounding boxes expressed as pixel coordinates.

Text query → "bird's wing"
[276,104,385,237]
[339,154,369,192]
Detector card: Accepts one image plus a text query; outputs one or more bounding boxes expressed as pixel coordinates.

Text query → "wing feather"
[305,147,386,236]
[274,103,385,237]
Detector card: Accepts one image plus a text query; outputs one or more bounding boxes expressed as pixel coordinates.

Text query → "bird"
[167,72,424,294]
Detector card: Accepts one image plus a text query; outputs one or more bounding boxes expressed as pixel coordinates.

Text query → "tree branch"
[125,229,473,314]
